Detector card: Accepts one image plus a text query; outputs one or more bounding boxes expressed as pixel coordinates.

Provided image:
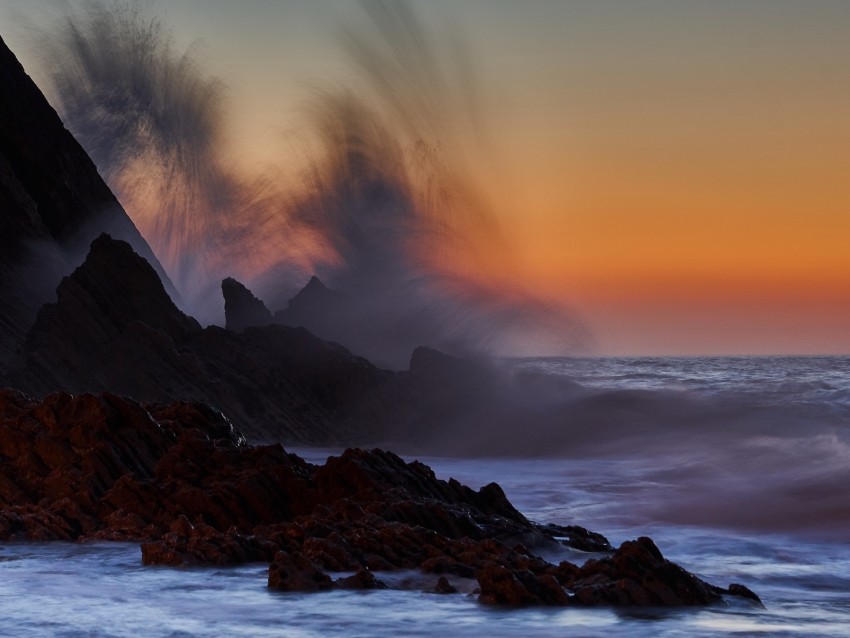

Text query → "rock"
[4,227,573,452]
[726,583,764,606]
[477,564,570,606]
[25,234,200,352]
[535,523,613,553]
[336,568,388,590]
[433,576,458,594]
[270,276,427,370]
[268,551,334,592]
[222,277,273,332]
[0,390,756,608]
[0,35,176,368]
[569,537,722,606]
[476,564,540,606]
[141,521,272,566]
[10,235,395,444]
[274,275,346,331]
[0,389,304,543]
[476,536,727,608]
[370,346,520,451]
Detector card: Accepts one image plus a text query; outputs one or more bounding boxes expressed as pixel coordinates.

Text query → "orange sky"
[470,1,850,354]
[3,0,848,354]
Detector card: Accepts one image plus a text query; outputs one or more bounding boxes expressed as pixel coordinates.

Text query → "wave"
[386,356,850,537]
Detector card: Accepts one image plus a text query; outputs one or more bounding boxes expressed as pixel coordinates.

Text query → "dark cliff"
[222,277,273,332]
[0,33,174,367]
[11,234,395,444]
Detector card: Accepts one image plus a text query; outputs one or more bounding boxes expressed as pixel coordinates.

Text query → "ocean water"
[1,356,848,637]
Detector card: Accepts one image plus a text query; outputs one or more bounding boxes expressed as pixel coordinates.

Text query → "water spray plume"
[41,1,228,297]
[38,0,591,362]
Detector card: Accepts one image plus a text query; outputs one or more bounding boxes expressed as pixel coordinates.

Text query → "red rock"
[10,236,394,445]
[0,389,756,608]
[570,537,721,606]
[0,35,172,367]
[477,564,570,606]
[726,583,763,606]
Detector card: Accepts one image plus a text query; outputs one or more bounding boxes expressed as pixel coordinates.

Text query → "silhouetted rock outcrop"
[271,275,366,355]
[222,277,273,332]
[270,275,426,369]
[0,34,174,367]
[274,275,346,328]
[11,235,394,444]
[0,389,761,607]
[9,232,584,451]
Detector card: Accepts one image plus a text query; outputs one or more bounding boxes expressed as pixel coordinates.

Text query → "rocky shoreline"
[0,389,760,608]
[0,28,762,612]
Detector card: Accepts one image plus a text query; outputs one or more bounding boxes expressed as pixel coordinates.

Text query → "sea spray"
[36,0,590,363]
[503,356,850,538]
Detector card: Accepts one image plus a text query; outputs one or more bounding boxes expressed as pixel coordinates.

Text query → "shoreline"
[0,388,760,609]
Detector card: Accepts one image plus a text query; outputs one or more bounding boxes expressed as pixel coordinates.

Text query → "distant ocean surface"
[514,355,850,404]
[1,356,848,637]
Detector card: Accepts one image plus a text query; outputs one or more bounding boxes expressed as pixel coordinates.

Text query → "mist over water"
[33,0,589,363]
[493,356,850,540]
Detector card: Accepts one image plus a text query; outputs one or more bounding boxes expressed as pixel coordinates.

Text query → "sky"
[2,0,849,355]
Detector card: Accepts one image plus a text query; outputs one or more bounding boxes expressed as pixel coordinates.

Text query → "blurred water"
[2,459,848,638]
[1,356,848,637]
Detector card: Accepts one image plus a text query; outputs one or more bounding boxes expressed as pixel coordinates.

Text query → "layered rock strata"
[0,389,760,608]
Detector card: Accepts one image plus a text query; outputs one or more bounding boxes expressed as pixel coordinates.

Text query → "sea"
[1,356,848,637]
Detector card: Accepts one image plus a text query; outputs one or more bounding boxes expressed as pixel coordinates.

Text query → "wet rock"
[0,390,756,609]
[726,583,764,606]
[268,551,334,592]
[477,564,539,606]
[569,537,722,606]
[0,390,307,542]
[477,564,570,606]
[535,523,613,553]
[273,275,347,336]
[336,568,388,590]
[141,520,273,567]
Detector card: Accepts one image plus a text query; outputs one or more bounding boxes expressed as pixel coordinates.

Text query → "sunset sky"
[2,0,849,355]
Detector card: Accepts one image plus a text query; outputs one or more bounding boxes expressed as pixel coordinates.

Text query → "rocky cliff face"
[0,34,174,367]
[17,234,201,394]
[11,234,395,444]
[219,278,566,452]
